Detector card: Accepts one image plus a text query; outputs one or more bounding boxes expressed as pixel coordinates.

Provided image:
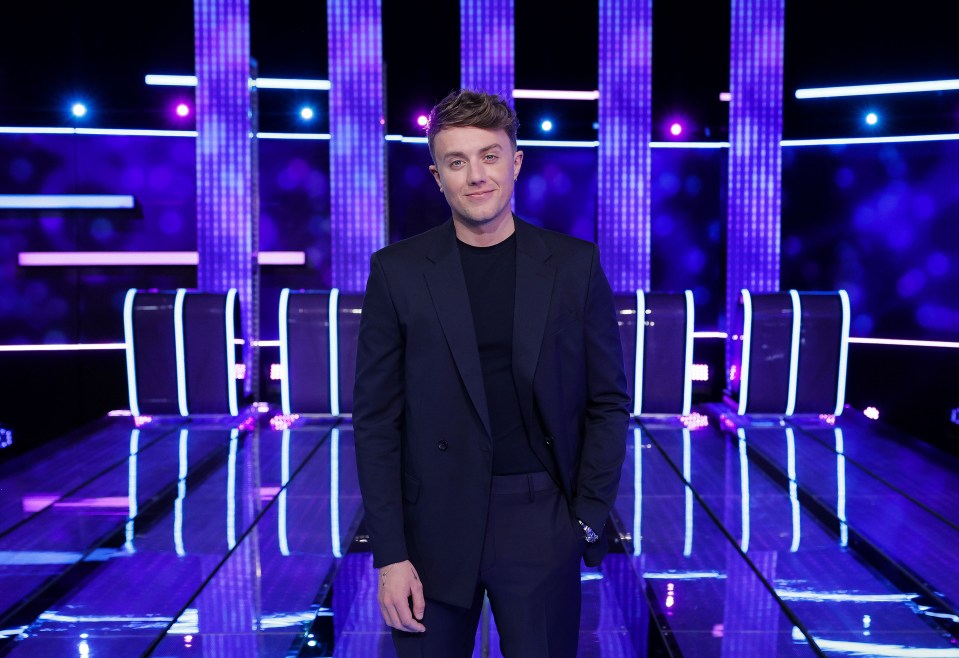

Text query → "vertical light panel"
[195,0,256,394]
[328,0,386,292]
[460,0,514,100]
[598,0,652,292]
[726,0,785,363]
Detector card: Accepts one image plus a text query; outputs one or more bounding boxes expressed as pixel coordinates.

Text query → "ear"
[512,150,524,179]
[429,164,443,191]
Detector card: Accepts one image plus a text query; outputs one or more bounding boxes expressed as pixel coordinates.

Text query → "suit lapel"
[512,219,554,432]
[424,221,493,438]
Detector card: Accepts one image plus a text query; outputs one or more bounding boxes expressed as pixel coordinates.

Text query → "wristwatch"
[577,519,599,544]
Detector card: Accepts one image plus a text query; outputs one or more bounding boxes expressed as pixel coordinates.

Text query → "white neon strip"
[643,571,724,580]
[650,141,730,149]
[683,290,695,415]
[683,428,693,557]
[783,133,959,147]
[836,428,848,548]
[225,289,239,417]
[0,343,124,353]
[786,428,801,553]
[512,88,599,101]
[786,290,802,417]
[633,428,642,556]
[738,290,753,416]
[693,331,728,339]
[329,288,340,416]
[145,74,330,90]
[173,289,188,417]
[331,427,342,558]
[255,339,281,347]
[174,429,188,557]
[738,429,750,553]
[125,429,139,553]
[516,139,600,148]
[257,132,330,141]
[122,289,139,417]
[77,128,196,138]
[279,289,292,416]
[0,194,135,210]
[633,290,645,416]
[778,590,916,603]
[0,126,74,134]
[847,336,959,349]
[226,429,238,550]
[279,429,291,556]
[18,251,305,267]
[836,291,851,415]
[796,78,959,99]
[807,638,959,657]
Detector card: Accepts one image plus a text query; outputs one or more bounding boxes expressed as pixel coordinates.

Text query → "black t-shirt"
[457,233,544,475]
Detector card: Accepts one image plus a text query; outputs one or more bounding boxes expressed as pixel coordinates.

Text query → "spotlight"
[540,119,553,132]
[71,103,87,118]
[300,107,315,120]
[863,406,879,420]
[864,112,878,126]
[416,114,429,128]
[669,122,683,137]
[175,103,190,118]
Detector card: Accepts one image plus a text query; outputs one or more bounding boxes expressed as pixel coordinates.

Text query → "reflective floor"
[0,407,957,656]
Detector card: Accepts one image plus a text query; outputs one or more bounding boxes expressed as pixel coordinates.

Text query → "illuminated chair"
[619,290,696,417]
[123,289,242,417]
[278,289,361,416]
[731,290,850,416]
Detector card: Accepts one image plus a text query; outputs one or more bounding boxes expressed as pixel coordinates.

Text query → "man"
[353,89,629,657]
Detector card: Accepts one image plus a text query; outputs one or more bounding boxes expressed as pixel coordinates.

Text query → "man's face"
[429,126,523,230]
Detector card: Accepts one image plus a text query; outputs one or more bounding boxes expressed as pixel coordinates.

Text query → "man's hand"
[377,560,426,632]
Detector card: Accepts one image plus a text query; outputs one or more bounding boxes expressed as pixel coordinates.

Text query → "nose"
[466,162,486,185]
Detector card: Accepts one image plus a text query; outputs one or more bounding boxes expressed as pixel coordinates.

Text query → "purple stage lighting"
[541,119,553,132]
[300,107,315,120]
[598,0,653,292]
[416,114,429,128]
[175,103,190,118]
[71,103,87,118]
[669,122,683,137]
[461,0,513,101]
[865,112,879,126]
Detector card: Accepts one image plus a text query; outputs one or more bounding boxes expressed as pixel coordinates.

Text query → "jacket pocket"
[402,472,421,504]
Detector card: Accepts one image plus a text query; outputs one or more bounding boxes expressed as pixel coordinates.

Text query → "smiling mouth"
[467,190,494,199]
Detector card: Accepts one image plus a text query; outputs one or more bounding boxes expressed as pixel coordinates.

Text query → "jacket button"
[437,440,448,451]
[544,436,554,446]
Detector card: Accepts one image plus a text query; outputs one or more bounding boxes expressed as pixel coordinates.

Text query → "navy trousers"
[393,471,584,658]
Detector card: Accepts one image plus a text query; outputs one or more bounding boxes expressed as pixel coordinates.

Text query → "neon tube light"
[517,139,600,148]
[173,289,188,416]
[633,290,646,415]
[279,289,292,415]
[225,289,239,417]
[329,289,341,416]
[18,251,305,267]
[0,195,135,210]
[174,429,188,556]
[123,289,139,417]
[683,290,694,415]
[683,428,693,557]
[836,428,848,548]
[125,429,139,553]
[0,342,126,353]
[651,141,730,149]
[737,429,751,552]
[512,89,599,101]
[256,340,281,347]
[279,429,291,556]
[693,331,728,339]
[786,290,801,416]
[633,427,642,556]
[836,290,851,415]
[737,290,753,416]
[257,132,330,141]
[786,428,801,552]
[847,337,959,349]
[796,78,959,99]
[226,429,238,549]
[331,427,342,557]
[145,74,331,90]
[783,133,959,147]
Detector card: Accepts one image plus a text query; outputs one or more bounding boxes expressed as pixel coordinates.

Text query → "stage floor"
[0,407,957,656]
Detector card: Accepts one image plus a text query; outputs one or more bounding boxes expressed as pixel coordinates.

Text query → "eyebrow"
[442,143,503,161]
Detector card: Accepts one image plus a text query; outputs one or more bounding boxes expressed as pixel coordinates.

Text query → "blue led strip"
[331,427,342,558]
[174,429,189,557]
[278,289,292,415]
[633,290,646,416]
[786,427,801,553]
[173,289,188,417]
[0,194,135,210]
[598,0,652,292]
[194,0,255,396]
[633,427,642,556]
[726,0,785,372]
[683,290,695,415]
[835,428,848,547]
[737,428,751,552]
[225,289,239,417]
[835,290,851,416]
[737,290,753,416]
[786,290,802,416]
[328,289,341,416]
[125,429,139,553]
[227,429,238,550]
[683,428,693,557]
[123,289,139,417]
[328,0,386,292]
[460,0,513,100]
[279,429,291,556]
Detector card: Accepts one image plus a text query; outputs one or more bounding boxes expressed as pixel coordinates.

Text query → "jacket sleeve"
[352,253,409,568]
[572,244,630,535]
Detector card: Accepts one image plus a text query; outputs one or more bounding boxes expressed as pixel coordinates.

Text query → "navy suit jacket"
[353,217,630,608]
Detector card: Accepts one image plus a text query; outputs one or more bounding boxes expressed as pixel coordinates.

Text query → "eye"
[449,159,465,168]
[484,154,498,162]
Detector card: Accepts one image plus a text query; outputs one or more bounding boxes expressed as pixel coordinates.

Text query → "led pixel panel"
[597,0,653,292]
[460,0,514,99]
